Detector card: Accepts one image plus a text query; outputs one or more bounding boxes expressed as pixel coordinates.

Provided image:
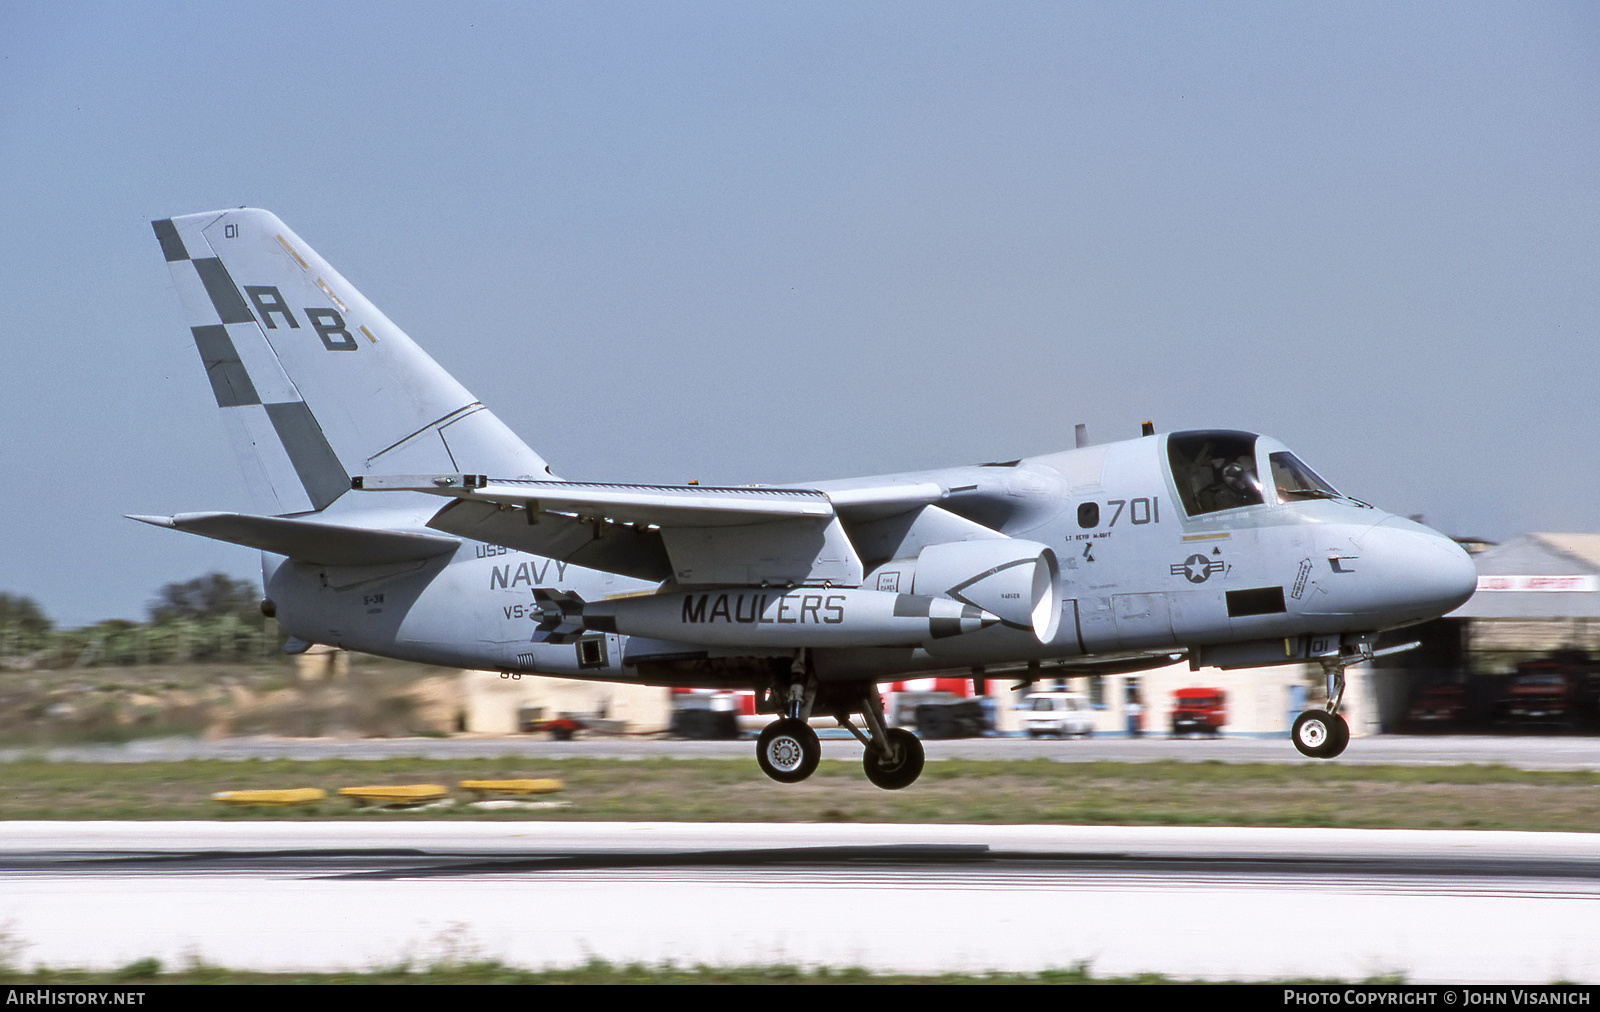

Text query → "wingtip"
[126,514,176,528]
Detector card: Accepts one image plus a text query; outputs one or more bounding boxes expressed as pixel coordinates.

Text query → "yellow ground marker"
[337,784,450,807]
[212,788,327,807]
[458,778,564,796]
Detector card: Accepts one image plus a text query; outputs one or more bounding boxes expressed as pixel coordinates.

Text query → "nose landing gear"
[1291,707,1349,759]
[1291,638,1367,759]
[1289,633,1423,759]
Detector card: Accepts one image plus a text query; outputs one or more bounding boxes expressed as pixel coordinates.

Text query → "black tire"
[1325,712,1350,757]
[756,718,820,784]
[863,727,925,790]
[1291,709,1343,759]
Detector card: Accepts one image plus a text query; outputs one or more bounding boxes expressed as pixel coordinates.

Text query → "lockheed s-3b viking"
[136,209,1479,788]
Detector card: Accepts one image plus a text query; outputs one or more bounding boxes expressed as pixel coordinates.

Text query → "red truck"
[1170,687,1226,737]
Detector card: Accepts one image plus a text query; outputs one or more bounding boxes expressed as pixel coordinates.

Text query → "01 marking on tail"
[137,208,1478,788]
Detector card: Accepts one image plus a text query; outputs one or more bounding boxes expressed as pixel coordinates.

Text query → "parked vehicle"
[1495,661,1579,728]
[517,708,587,740]
[1169,687,1226,737]
[915,697,990,739]
[888,679,993,738]
[1019,691,1095,738]
[1401,683,1468,731]
[669,689,742,739]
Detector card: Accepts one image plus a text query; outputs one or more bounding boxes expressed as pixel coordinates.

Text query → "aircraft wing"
[355,475,950,586]
[354,476,837,525]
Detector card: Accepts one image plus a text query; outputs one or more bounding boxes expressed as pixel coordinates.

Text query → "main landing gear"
[861,727,925,790]
[756,718,819,783]
[754,666,927,790]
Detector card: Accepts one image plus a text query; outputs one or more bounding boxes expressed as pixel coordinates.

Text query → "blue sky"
[3,2,1597,626]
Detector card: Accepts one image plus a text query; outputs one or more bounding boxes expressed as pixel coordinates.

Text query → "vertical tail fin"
[152,209,549,516]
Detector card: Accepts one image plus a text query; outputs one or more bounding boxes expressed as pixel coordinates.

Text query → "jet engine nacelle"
[872,539,1061,642]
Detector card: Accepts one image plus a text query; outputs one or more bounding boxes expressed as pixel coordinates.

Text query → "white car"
[1019,692,1095,738]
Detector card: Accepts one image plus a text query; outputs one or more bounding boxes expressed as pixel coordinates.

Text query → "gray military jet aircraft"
[137,209,1478,788]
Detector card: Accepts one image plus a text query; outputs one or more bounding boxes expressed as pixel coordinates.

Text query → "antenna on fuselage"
[1141,420,1155,437]
[1074,423,1089,448]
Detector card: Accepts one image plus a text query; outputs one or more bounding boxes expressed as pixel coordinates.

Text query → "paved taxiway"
[2,822,1596,982]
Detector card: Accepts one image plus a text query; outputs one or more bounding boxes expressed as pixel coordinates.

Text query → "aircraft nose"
[1350,516,1478,622]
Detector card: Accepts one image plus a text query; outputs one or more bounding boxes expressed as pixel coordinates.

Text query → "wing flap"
[426,499,674,582]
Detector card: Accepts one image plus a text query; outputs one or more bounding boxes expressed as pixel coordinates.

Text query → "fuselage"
[264,429,1477,688]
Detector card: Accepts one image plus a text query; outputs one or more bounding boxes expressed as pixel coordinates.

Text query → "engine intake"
[869,539,1061,643]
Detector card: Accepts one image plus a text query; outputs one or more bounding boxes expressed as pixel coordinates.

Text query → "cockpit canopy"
[1166,430,1340,517]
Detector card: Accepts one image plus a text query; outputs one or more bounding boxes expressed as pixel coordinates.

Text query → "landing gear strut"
[754,655,822,784]
[844,695,926,790]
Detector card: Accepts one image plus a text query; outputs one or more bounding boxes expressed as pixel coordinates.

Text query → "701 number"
[1107,497,1158,526]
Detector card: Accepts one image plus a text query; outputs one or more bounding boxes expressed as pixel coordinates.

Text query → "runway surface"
[1,822,1596,982]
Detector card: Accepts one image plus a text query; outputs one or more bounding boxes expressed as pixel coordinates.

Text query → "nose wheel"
[1291,708,1349,759]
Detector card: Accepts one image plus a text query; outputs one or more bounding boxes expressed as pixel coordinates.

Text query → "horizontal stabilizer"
[129,512,460,566]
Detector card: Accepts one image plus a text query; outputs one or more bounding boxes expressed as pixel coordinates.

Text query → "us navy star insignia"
[1171,554,1224,583]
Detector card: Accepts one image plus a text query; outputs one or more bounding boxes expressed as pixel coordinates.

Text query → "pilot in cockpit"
[1221,461,1255,496]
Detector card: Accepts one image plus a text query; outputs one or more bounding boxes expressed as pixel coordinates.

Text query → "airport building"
[1373,533,1600,732]
[1448,533,1600,656]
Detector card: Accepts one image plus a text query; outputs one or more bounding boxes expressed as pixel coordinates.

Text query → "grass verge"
[0,757,1596,830]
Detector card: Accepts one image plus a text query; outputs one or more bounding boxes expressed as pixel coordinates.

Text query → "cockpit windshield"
[1270,452,1341,504]
[1166,431,1264,516]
